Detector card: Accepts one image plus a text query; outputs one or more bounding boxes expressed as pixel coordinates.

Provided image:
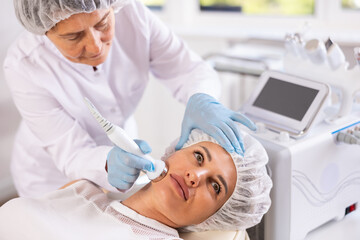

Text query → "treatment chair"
[180,230,250,240]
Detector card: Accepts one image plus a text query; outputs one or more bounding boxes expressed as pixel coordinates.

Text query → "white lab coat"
[4,1,220,197]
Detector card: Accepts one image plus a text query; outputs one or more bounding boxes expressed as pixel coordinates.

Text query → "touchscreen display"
[253,77,319,121]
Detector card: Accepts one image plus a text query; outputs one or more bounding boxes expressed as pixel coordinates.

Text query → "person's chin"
[83,48,110,66]
[78,55,104,66]
[89,56,106,66]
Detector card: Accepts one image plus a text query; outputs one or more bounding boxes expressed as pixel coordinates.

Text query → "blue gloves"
[176,93,257,155]
[107,139,154,191]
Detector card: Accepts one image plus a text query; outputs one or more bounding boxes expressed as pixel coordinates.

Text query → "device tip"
[150,161,168,182]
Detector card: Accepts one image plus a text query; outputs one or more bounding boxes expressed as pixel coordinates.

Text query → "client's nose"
[185,169,207,188]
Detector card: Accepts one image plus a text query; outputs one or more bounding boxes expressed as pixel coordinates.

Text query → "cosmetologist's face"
[152,141,237,228]
[46,8,115,66]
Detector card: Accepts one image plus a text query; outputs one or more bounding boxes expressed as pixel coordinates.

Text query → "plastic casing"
[243,71,330,137]
[238,113,360,240]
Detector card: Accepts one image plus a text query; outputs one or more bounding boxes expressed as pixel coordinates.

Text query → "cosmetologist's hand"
[107,139,154,191]
[176,93,257,155]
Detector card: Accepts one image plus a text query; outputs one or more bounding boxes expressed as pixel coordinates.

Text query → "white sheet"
[0,180,180,240]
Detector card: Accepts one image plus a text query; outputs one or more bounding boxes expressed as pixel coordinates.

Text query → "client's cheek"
[192,194,221,222]
[153,175,178,204]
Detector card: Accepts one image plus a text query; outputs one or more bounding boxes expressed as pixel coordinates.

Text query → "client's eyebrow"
[200,146,212,161]
[218,175,228,195]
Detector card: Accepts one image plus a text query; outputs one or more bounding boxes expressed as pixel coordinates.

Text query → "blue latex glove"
[107,139,154,191]
[176,93,257,155]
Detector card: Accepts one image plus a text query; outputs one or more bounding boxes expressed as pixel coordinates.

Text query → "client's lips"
[170,174,189,201]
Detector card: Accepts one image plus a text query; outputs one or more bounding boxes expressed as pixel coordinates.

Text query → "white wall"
[0,1,23,202]
[157,0,360,44]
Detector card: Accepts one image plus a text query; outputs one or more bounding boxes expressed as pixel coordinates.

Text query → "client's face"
[151,141,236,228]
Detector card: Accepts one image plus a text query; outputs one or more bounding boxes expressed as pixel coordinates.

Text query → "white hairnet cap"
[14,0,130,35]
[162,128,272,231]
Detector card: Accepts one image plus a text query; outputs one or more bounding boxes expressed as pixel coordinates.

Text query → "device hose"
[336,132,360,145]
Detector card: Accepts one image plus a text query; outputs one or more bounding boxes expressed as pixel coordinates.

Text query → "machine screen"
[253,77,319,121]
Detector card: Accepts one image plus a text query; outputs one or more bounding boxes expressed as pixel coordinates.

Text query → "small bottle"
[325,38,346,70]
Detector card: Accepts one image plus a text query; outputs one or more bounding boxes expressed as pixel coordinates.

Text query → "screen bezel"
[243,71,330,136]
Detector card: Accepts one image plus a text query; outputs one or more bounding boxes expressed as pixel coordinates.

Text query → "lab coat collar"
[69,60,105,73]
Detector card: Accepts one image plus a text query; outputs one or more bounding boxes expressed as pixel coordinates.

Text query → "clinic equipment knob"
[278,131,290,142]
[256,122,267,133]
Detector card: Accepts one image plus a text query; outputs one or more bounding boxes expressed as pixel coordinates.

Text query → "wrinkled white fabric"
[162,128,272,231]
[4,0,220,197]
[0,180,181,240]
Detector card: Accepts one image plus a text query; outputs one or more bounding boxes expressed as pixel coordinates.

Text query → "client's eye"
[194,152,204,165]
[212,182,221,195]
